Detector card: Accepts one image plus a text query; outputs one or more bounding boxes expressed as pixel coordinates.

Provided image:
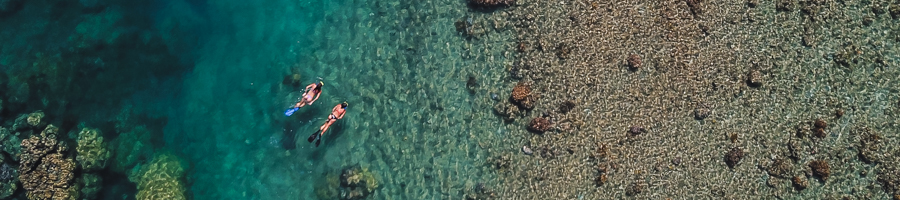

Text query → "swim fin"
[308,131,320,143]
[315,135,321,147]
[285,107,300,116]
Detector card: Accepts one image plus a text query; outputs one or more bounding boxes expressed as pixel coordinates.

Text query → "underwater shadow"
[321,120,346,146]
[298,119,347,161]
[281,108,318,150]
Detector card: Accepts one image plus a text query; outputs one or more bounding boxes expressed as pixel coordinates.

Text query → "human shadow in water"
[321,120,346,146]
[282,108,317,150]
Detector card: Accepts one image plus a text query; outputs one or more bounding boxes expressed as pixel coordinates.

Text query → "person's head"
[315,81,324,90]
[341,102,348,108]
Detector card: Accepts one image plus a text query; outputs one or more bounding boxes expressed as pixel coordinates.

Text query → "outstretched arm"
[311,92,321,104]
[304,84,315,91]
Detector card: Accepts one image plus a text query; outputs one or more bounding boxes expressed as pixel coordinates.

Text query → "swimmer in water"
[295,81,323,108]
[308,102,348,147]
[284,81,323,116]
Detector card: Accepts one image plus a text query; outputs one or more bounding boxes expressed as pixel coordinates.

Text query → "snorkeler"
[284,81,323,116]
[307,102,348,147]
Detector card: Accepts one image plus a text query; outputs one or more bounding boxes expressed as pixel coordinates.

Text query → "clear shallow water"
[1,0,514,199]
[149,0,513,199]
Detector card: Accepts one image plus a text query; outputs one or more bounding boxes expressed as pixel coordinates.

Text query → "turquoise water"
[158,0,515,199]
[1,0,516,199]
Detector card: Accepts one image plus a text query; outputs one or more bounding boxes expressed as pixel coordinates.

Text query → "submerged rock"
[522,146,533,155]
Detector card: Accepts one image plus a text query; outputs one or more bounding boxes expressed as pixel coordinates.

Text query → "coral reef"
[455,17,483,38]
[76,128,110,171]
[628,126,645,136]
[78,173,102,200]
[625,181,644,196]
[693,106,710,120]
[808,160,830,180]
[492,102,520,122]
[813,118,827,138]
[879,166,900,199]
[110,126,154,175]
[555,43,571,59]
[135,152,187,200]
[26,112,44,128]
[464,182,496,200]
[892,2,900,19]
[593,172,607,186]
[510,81,535,110]
[527,117,551,133]
[685,0,703,16]
[777,0,796,11]
[468,0,514,7]
[12,111,45,132]
[0,162,17,199]
[792,175,808,190]
[746,70,762,87]
[18,125,77,200]
[766,158,794,179]
[724,147,743,168]
[627,54,642,70]
[466,75,479,93]
[855,127,883,163]
[314,173,340,200]
[339,165,379,200]
[814,118,827,129]
[0,127,21,162]
[557,100,576,114]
